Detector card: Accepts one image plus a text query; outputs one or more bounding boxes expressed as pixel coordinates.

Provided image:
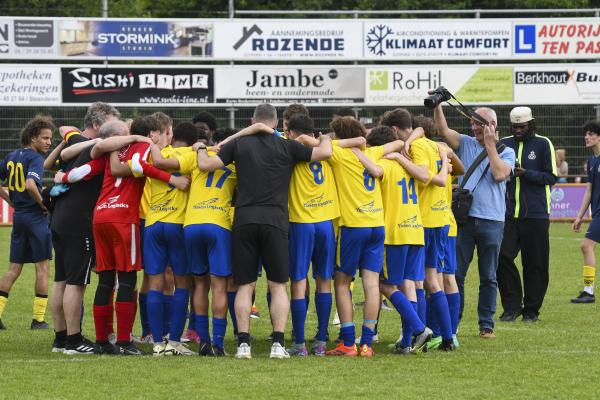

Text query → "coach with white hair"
[434,104,515,339]
[498,107,557,322]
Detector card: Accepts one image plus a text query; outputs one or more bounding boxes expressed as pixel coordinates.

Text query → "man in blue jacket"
[498,107,557,322]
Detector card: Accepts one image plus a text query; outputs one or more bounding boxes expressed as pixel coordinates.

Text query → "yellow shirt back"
[145,146,193,227]
[378,159,424,245]
[328,144,384,228]
[411,138,449,228]
[179,150,237,230]
[139,179,151,220]
[447,173,457,237]
[289,160,340,223]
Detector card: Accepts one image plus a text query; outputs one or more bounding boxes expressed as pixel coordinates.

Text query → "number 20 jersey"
[288,159,340,223]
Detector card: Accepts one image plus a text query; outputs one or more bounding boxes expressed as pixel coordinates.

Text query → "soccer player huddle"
[0,101,465,359]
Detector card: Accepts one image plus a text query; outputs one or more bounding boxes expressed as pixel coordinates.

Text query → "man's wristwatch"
[197,144,207,151]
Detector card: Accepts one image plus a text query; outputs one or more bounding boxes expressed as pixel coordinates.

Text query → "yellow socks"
[33,294,48,322]
[583,265,595,295]
[0,292,8,319]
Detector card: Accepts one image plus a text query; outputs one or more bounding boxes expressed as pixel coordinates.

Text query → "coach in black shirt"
[197,103,332,359]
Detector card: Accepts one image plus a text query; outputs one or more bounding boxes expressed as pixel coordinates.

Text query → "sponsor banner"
[58,19,213,58]
[550,184,590,220]
[514,64,600,104]
[363,19,512,60]
[366,65,513,105]
[61,66,213,104]
[215,66,364,103]
[0,66,61,105]
[513,18,600,59]
[213,20,363,60]
[0,18,56,58]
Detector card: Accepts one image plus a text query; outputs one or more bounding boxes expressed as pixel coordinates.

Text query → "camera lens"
[424,93,444,109]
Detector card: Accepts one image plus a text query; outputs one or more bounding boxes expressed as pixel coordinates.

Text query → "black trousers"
[497,217,550,316]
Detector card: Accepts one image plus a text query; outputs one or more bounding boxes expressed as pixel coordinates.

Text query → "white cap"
[510,107,534,123]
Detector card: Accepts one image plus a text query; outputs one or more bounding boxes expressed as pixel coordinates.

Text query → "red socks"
[115,302,136,343]
[93,305,112,342]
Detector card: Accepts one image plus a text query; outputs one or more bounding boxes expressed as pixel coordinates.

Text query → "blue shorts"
[443,236,457,275]
[336,226,384,277]
[143,221,188,276]
[184,224,232,277]
[424,225,449,272]
[10,212,52,264]
[289,221,335,281]
[383,244,424,285]
[585,217,600,243]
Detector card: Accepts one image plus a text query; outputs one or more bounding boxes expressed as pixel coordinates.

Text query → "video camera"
[424,86,490,127]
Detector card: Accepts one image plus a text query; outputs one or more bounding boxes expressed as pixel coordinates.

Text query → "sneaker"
[270,342,290,359]
[438,339,456,351]
[115,341,145,356]
[425,336,442,351]
[571,291,595,304]
[332,310,340,326]
[411,327,433,354]
[0,319,5,330]
[107,332,117,345]
[381,300,393,311]
[198,342,214,356]
[153,343,167,356]
[311,341,327,356]
[250,305,261,319]
[164,341,195,356]
[499,309,522,322]
[355,334,380,345]
[30,320,49,330]
[183,329,200,344]
[96,342,118,355]
[325,342,358,357]
[388,334,403,350]
[358,344,374,357]
[522,312,539,322]
[479,328,496,339]
[393,343,412,355]
[287,343,308,357]
[51,338,66,353]
[453,334,460,348]
[212,346,227,357]
[235,343,252,359]
[64,337,97,355]
[133,333,154,345]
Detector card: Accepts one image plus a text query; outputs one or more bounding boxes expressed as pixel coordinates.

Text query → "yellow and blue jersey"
[447,173,457,237]
[378,159,424,245]
[289,159,340,223]
[328,143,385,228]
[411,138,449,228]
[144,145,194,227]
[179,150,237,229]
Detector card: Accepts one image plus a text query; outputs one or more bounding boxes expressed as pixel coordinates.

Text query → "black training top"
[218,133,312,231]
[51,134,104,235]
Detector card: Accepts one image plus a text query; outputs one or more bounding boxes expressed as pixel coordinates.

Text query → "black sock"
[272,331,284,346]
[55,330,67,340]
[238,332,250,346]
[0,290,8,298]
[67,332,83,346]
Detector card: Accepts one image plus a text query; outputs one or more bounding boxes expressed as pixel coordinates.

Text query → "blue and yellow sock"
[339,322,355,347]
[290,299,307,345]
[446,292,460,335]
[147,290,164,343]
[227,291,238,334]
[169,288,189,342]
[162,294,173,336]
[195,314,210,344]
[430,290,452,341]
[138,292,149,337]
[212,317,227,350]
[314,292,332,342]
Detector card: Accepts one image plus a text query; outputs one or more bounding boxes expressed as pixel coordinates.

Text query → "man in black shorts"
[197,103,332,359]
[48,102,120,354]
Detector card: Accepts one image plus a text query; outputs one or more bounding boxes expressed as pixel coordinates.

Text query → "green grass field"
[0,223,597,399]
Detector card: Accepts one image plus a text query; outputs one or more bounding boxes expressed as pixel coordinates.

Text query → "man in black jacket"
[498,107,557,322]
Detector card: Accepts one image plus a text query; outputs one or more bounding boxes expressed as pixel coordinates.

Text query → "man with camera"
[431,88,515,339]
[498,107,557,322]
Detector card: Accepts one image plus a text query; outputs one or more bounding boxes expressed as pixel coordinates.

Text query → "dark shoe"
[438,339,456,351]
[571,291,595,304]
[499,309,522,322]
[64,337,97,355]
[0,319,6,330]
[212,346,227,357]
[115,341,145,356]
[198,342,214,356]
[96,342,118,355]
[31,320,49,330]
[479,328,496,339]
[522,312,539,322]
[52,337,66,353]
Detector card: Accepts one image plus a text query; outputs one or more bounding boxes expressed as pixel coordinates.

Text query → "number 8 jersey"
[288,158,340,224]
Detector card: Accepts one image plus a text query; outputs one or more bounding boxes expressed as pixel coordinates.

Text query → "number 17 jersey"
[289,160,339,223]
